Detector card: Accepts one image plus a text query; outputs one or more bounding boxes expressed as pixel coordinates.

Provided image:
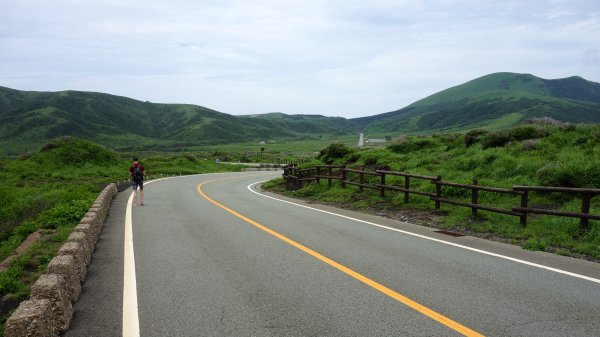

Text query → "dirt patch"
[0,230,43,272]
[364,205,445,227]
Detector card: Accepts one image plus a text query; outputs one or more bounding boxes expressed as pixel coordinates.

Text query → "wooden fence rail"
[281,164,600,230]
[375,170,440,205]
[343,168,382,192]
[431,179,527,225]
[513,186,600,230]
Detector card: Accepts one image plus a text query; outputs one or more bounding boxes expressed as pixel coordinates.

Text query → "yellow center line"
[197,179,485,337]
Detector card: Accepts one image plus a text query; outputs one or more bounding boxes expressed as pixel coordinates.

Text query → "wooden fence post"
[435,176,442,209]
[294,166,301,190]
[520,190,528,227]
[328,167,333,189]
[359,169,365,192]
[380,172,386,198]
[581,193,591,231]
[316,166,321,184]
[404,175,410,203]
[341,169,346,189]
[471,179,478,218]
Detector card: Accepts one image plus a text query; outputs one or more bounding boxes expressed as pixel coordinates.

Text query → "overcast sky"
[1,1,599,118]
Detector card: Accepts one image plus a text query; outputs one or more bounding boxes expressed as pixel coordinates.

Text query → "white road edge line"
[122,173,233,337]
[123,190,139,337]
[247,180,600,285]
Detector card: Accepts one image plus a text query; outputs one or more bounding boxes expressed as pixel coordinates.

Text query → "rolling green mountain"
[2,72,600,154]
[239,112,358,135]
[0,87,350,154]
[353,73,600,132]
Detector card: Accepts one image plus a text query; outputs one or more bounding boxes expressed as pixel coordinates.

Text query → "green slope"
[0,88,335,154]
[2,72,600,154]
[238,112,359,135]
[353,73,600,133]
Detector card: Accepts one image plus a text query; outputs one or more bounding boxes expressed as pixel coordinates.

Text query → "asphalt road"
[66,172,600,337]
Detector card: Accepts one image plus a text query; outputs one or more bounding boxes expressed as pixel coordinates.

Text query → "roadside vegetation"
[0,137,243,334]
[265,121,600,261]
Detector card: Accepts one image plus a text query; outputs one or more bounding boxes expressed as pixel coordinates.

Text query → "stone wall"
[4,183,118,337]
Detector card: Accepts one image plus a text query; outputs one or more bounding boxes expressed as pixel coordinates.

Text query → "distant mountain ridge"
[353,73,600,132]
[1,72,600,154]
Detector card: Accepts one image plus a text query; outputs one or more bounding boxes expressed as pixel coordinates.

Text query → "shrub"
[363,154,378,166]
[388,137,436,153]
[536,161,600,188]
[464,129,488,147]
[509,125,548,141]
[317,143,354,164]
[346,152,360,164]
[482,131,511,149]
[521,139,540,151]
[523,117,564,126]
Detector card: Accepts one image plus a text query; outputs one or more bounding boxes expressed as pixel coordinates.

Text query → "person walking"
[129,157,145,206]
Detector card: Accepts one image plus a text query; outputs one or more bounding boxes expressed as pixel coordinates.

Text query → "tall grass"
[271,124,600,260]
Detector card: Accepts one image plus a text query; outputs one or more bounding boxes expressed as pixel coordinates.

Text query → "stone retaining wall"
[4,183,118,337]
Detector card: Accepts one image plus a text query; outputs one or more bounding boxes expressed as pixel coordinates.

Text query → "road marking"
[198,180,485,337]
[122,173,257,337]
[123,191,140,337]
[122,176,187,337]
[247,181,600,285]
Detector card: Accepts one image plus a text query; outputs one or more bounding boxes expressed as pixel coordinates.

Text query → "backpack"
[133,165,143,182]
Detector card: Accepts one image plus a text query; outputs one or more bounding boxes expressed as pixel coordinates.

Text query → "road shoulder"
[64,190,129,337]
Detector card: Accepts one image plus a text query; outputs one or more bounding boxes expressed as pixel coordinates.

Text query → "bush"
[317,143,355,164]
[363,154,378,166]
[509,125,549,141]
[482,125,552,149]
[521,139,540,151]
[523,117,564,126]
[482,131,511,149]
[346,152,360,163]
[388,137,436,153]
[536,161,600,188]
[464,129,488,147]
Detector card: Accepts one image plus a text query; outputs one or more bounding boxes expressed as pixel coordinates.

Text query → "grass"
[266,123,600,261]
[0,137,248,334]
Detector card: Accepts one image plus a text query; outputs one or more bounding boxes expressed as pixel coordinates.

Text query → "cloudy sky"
[1,1,599,118]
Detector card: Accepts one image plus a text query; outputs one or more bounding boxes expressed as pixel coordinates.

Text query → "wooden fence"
[282,165,600,231]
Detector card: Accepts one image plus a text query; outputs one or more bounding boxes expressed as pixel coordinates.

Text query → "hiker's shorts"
[132,180,144,190]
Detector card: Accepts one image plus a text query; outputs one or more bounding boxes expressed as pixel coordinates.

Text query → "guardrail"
[282,165,600,230]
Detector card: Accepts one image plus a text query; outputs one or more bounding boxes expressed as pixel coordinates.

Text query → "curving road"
[65,172,600,337]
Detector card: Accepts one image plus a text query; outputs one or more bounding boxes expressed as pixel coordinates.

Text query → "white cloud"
[1,0,600,118]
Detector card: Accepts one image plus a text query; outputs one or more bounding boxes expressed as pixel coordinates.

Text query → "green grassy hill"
[0,87,338,154]
[2,72,600,155]
[353,73,600,132]
[239,112,359,135]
